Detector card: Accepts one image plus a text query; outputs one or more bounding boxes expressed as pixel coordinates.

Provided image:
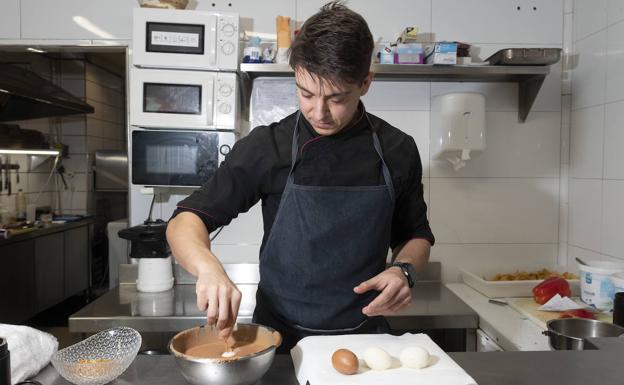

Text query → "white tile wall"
[296,0,431,42]
[603,101,624,179]
[196,0,295,35]
[608,0,624,25]
[568,178,602,251]
[601,180,624,258]
[20,0,136,40]
[573,0,608,41]
[430,178,559,244]
[567,2,624,266]
[363,82,430,111]
[433,0,563,44]
[572,30,607,109]
[606,20,624,103]
[570,105,604,178]
[0,0,20,39]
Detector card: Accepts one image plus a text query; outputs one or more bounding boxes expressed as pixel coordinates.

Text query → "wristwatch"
[389,262,415,288]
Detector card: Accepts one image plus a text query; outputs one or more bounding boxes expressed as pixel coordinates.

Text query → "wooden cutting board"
[506,297,612,329]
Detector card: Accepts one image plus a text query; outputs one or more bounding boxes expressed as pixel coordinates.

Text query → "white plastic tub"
[579,261,624,311]
[610,272,624,295]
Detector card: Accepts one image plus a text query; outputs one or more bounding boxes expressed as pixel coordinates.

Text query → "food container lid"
[579,261,624,274]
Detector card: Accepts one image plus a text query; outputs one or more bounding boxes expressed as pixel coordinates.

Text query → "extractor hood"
[0,63,94,121]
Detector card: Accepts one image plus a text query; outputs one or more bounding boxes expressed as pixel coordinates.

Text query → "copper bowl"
[169,324,282,385]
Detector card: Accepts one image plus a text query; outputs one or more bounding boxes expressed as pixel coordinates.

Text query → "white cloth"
[538,294,587,311]
[0,324,58,384]
[291,333,477,385]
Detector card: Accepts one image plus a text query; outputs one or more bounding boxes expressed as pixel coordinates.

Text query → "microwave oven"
[131,128,235,187]
[132,8,239,71]
[130,68,238,130]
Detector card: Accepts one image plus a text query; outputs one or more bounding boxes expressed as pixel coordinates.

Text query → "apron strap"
[366,114,395,203]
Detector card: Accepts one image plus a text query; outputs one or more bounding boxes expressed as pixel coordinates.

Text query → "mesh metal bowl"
[51,327,141,385]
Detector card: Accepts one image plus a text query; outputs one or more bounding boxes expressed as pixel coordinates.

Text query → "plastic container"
[611,272,624,294]
[15,189,26,221]
[579,261,624,311]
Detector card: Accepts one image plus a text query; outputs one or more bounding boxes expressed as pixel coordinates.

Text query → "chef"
[166,1,434,353]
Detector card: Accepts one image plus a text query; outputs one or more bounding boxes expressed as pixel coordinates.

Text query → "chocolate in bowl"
[169,324,281,385]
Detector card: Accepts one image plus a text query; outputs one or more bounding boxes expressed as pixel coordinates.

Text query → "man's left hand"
[353,267,412,316]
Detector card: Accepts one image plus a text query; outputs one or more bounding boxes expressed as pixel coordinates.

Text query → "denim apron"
[253,111,395,352]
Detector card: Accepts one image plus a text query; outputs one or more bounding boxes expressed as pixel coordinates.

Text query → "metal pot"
[544,318,624,350]
[169,324,282,385]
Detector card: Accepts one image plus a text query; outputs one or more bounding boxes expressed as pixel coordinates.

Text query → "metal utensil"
[543,318,624,350]
[575,257,588,266]
[485,48,562,65]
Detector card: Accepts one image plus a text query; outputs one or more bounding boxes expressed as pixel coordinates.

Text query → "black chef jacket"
[172,107,435,250]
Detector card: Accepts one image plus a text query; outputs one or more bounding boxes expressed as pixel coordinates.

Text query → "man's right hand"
[195,265,242,340]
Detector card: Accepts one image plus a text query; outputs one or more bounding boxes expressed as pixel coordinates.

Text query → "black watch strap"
[389,262,414,288]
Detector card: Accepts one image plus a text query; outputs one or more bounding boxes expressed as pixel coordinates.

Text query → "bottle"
[0,203,9,225]
[15,189,26,221]
[613,292,624,327]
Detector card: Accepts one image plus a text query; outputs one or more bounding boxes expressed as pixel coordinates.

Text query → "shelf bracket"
[518,75,546,123]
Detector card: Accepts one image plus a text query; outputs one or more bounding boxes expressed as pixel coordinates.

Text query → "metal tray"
[485,48,562,66]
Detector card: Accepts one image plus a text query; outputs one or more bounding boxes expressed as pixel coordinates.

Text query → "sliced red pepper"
[559,309,596,319]
[532,276,571,305]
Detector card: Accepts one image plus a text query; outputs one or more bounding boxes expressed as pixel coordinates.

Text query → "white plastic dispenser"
[431,92,486,171]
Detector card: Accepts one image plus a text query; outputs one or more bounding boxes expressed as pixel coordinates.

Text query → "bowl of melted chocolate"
[169,324,282,385]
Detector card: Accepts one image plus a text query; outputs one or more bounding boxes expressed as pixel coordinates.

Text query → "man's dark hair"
[289,1,374,86]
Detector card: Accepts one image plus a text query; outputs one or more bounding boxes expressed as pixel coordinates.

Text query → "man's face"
[295,68,374,136]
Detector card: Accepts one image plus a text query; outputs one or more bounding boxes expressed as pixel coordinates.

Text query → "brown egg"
[331,348,359,375]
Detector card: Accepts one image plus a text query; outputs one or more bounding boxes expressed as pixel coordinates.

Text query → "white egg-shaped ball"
[399,346,430,369]
[363,347,392,370]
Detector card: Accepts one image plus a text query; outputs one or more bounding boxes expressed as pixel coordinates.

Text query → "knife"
[6,155,10,196]
[0,155,3,191]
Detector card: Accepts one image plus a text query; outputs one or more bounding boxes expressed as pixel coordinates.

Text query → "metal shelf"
[239,63,551,123]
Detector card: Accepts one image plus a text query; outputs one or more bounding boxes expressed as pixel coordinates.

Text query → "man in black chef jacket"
[166,1,434,353]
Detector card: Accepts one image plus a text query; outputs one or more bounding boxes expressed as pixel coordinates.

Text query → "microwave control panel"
[215,72,238,129]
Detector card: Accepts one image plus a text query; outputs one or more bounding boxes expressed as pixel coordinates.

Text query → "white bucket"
[610,272,624,295]
[579,261,624,311]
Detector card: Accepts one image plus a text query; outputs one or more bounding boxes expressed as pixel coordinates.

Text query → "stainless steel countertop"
[69,281,478,333]
[34,337,624,385]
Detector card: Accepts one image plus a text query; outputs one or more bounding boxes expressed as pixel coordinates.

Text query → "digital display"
[146,22,205,54]
[143,83,201,115]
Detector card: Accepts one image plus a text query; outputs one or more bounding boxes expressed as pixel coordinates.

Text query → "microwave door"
[132,131,220,187]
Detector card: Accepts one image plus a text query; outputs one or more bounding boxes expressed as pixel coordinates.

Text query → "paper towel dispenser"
[431,92,486,171]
